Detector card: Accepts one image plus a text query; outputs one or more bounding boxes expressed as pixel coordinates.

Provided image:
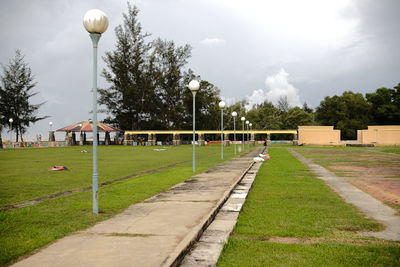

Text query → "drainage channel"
[179,160,263,266]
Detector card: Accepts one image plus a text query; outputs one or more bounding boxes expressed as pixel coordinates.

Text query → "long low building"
[123,130,298,145]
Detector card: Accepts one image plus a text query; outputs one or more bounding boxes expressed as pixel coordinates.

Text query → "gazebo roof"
[56,121,122,132]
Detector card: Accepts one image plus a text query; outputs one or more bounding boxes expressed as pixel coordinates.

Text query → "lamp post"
[231,111,237,154]
[246,120,249,147]
[49,121,53,131]
[218,101,225,159]
[83,9,109,214]
[189,80,200,172]
[8,118,13,143]
[249,123,253,146]
[241,116,245,151]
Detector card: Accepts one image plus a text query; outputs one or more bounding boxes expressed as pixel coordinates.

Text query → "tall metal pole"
[247,124,249,148]
[192,92,196,172]
[90,33,101,214]
[233,117,236,154]
[221,108,224,159]
[242,120,245,151]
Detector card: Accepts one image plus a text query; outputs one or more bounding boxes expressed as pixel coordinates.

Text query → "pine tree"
[100,3,155,130]
[0,50,47,142]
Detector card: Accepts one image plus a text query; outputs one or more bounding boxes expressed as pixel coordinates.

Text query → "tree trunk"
[20,126,24,142]
[16,126,19,142]
[0,125,3,149]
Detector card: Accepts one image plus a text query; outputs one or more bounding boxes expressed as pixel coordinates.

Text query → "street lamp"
[246,120,250,147]
[8,118,13,143]
[49,121,53,131]
[249,123,253,146]
[231,111,237,154]
[83,9,109,214]
[189,80,200,172]
[241,116,245,151]
[218,100,225,160]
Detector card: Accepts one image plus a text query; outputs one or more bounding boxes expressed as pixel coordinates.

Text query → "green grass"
[217,147,400,266]
[0,145,229,207]
[0,144,250,266]
[381,147,400,154]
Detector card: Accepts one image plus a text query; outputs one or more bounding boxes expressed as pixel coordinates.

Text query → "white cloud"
[200,37,226,46]
[245,68,301,110]
[245,89,267,110]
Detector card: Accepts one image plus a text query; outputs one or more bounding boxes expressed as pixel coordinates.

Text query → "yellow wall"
[298,126,341,145]
[357,126,400,145]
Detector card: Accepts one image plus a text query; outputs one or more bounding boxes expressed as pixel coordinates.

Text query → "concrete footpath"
[13,147,264,267]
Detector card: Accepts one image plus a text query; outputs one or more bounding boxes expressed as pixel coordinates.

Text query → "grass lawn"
[0,144,249,266]
[217,146,400,266]
[0,145,233,207]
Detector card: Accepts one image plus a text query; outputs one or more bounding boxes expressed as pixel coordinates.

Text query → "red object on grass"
[48,166,68,171]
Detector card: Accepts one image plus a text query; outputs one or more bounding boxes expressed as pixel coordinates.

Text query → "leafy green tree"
[283,107,314,129]
[366,85,400,125]
[246,101,281,130]
[302,102,313,113]
[100,4,196,131]
[0,50,47,141]
[181,70,221,130]
[224,100,247,130]
[100,3,156,130]
[151,38,191,129]
[316,91,371,139]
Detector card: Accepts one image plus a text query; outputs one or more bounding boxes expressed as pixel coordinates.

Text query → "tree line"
[0,3,399,142]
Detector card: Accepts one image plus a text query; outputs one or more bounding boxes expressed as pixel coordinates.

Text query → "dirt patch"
[330,164,400,178]
[349,180,400,205]
[267,237,322,244]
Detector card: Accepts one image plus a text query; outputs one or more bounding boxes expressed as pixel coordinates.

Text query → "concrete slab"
[13,234,177,267]
[220,203,243,212]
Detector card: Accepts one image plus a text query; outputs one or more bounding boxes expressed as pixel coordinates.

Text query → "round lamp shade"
[83,9,109,34]
[246,120,249,124]
[249,123,252,127]
[241,117,245,121]
[49,122,53,126]
[231,111,237,117]
[188,80,200,92]
[218,101,226,109]
[9,118,13,123]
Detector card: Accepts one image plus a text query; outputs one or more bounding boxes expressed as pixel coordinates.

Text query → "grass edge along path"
[217,147,400,267]
[0,146,253,266]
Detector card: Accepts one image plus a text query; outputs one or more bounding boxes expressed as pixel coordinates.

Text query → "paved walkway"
[291,150,400,241]
[12,147,264,267]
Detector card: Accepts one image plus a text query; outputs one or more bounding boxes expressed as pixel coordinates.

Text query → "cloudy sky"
[0,0,399,139]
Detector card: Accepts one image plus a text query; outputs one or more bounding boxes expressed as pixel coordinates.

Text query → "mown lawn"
[0,145,230,207]
[217,146,400,266]
[0,144,249,266]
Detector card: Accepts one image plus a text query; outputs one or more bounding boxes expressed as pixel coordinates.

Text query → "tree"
[246,101,281,130]
[181,70,221,130]
[100,4,195,131]
[151,38,191,129]
[100,3,155,130]
[302,102,313,113]
[366,85,400,125]
[0,50,47,141]
[315,91,371,139]
[283,107,314,129]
